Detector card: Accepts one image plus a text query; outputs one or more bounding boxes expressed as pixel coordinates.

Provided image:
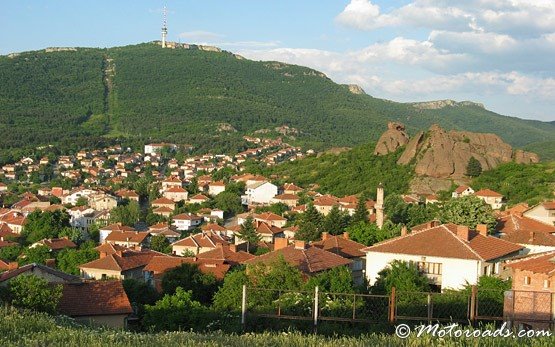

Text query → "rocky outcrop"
[513,149,540,164]
[375,122,540,181]
[345,84,366,95]
[410,100,485,110]
[374,122,410,155]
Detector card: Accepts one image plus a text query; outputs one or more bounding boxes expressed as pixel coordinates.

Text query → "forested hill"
[1,42,554,154]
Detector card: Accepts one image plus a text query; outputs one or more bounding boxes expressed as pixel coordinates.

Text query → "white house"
[68,206,96,232]
[452,185,474,198]
[172,213,203,231]
[208,181,226,196]
[62,188,99,205]
[523,201,555,226]
[363,223,523,291]
[241,181,278,205]
[144,143,177,155]
[474,189,504,210]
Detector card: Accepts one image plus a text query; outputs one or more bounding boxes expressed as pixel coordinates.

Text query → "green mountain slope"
[1,42,554,152]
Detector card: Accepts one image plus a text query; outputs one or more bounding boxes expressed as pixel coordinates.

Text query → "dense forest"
[1,42,554,156]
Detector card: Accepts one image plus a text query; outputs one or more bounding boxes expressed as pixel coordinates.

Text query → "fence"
[240,286,554,330]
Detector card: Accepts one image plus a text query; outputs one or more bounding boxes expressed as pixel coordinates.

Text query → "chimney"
[8,262,18,270]
[456,225,470,241]
[476,224,488,236]
[99,251,107,259]
[401,225,408,236]
[229,244,237,252]
[274,237,289,250]
[294,240,307,250]
[343,232,349,240]
[530,231,535,242]
[322,232,329,241]
[45,258,56,268]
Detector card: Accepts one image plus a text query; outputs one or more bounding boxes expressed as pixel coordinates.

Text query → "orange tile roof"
[172,231,229,249]
[245,245,352,274]
[312,234,366,259]
[105,231,150,244]
[40,238,77,250]
[152,197,176,205]
[256,222,283,236]
[190,194,209,201]
[364,223,522,261]
[100,224,135,232]
[274,194,299,200]
[57,281,133,317]
[196,245,255,265]
[201,223,227,232]
[506,251,555,275]
[95,243,130,255]
[542,201,555,210]
[166,186,187,193]
[256,212,287,221]
[474,189,503,198]
[144,256,230,280]
[173,213,203,221]
[455,185,471,194]
[313,195,339,207]
[497,214,555,235]
[80,250,165,272]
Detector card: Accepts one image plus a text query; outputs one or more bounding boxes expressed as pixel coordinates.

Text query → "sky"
[1,0,554,122]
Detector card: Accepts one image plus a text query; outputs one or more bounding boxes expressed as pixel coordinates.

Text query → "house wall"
[208,186,225,196]
[80,268,122,280]
[248,183,278,205]
[524,206,555,226]
[73,315,128,329]
[365,252,481,290]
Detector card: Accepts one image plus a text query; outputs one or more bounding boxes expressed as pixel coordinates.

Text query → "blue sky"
[1,0,554,122]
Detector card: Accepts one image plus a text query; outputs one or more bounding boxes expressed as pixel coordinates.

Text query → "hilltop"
[1,42,554,155]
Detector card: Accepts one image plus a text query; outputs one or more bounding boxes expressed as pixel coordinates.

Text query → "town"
[0,133,554,333]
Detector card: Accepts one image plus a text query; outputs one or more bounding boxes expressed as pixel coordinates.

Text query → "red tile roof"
[0,263,80,283]
[273,194,299,201]
[542,201,555,210]
[39,237,77,250]
[57,281,133,317]
[171,231,229,249]
[105,231,150,244]
[152,197,175,205]
[256,212,287,222]
[80,250,165,272]
[497,214,555,235]
[505,251,555,275]
[256,222,283,236]
[245,244,352,274]
[474,189,503,198]
[173,213,203,221]
[455,185,471,194]
[201,223,227,232]
[363,223,522,261]
[196,245,255,265]
[312,234,366,259]
[144,256,230,280]
[190,194,209,201]
[100,224,135,232]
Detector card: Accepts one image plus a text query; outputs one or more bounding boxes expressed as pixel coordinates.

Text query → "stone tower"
[376,183,384,229]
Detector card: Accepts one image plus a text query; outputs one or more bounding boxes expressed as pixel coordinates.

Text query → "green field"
[1,306,554,346]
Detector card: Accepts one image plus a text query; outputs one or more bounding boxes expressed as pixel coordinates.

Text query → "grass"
[2,306,555,346]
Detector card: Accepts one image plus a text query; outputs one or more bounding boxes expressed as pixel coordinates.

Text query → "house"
[313,195,339,216]
[171,230,229,256]
[144,143,177,155]
[208,181,226,196]
[0,212,26,234]
[79,249,165,280]
[253,222,284,243]
[163,186,188,202]
[0,260,18,272]
[99,224,136,244]
[523,202,555,226]
[188,194,209,205]
[0,182,7,193]
[104,230,151,250]
[88,193,118,211]
[241,181,278,205]
[143,256,230,291]
[151,197,176,211]
[496,213,555,254]
[31,237,77,252]
[153,206,173,218]
[312,232,366,285]
[452,185,475,198]
[57,281,133,329]
[0,263,80,285]
[68,206,97,232]
[148,223,181,242]
[160,176,183,191]
[283,183,303,195]
[244,240,352,276]
[504,251,555,330]
[254,212,288,228]
[172,213,203,231]
[271,193,299,208]
[363,223,524,290]
[196,244,255,266]
[474,189,504,210]
[115,189,140,202]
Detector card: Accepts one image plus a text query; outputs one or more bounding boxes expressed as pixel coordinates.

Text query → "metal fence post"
[241,285,247,331]
[427,293,432,323]
[389,287,396,323]
[314,286,319,333]
[469,285,477,325]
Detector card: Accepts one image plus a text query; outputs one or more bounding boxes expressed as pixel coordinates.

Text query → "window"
[416,261,442,275]
[524,276,531,285]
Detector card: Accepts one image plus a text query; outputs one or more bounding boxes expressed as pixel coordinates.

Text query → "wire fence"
[241,286,555,331]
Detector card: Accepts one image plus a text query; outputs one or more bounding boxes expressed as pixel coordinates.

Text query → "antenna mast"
[161,5,168,48]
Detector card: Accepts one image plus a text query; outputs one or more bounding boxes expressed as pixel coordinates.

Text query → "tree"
[88,223,100,243]
[150,235,171,254]
[384,194,409,225]
[304,266,355,293]
[187,177,199,195]
[6,275,62,314]
[214,191,243,216]
[123,278,160,321]
[466,156,482,177]
[351,194,369,225]
[236,216,261,253]
[161,263,221,304]
[295,221,320,242]
[143,288,208,332]
[56,246,99,275]
[22,210,71,243]
[372,260,430,294]
[345,220,400,246]
[322,205,351,235]
[212,270,250,311]
[440,196,496,231]
[0,245,22,262]
[110,200,141,227]
[21,245,51,265]
[58,227,84,244]
[75,196,88,207]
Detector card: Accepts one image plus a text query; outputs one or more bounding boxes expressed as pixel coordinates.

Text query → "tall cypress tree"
[466,156,482,177]
[352,194,369,225]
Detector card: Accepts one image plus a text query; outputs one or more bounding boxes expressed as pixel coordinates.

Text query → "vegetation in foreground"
[1,305,555,347]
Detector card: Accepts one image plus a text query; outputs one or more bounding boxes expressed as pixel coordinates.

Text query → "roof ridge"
[444,225,484,261]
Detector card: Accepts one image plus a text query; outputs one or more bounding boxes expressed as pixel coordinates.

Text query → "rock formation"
[374,122,410,155]
[375,122,540,181]
[410,100,485,110]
